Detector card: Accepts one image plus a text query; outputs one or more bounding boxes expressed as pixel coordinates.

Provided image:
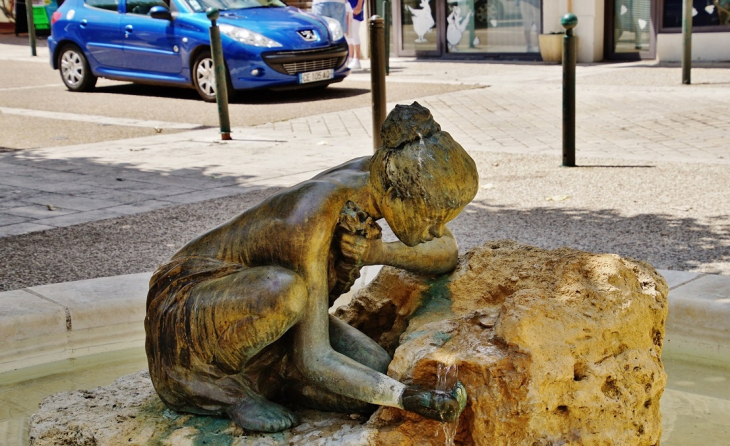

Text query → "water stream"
[435,361,459,445]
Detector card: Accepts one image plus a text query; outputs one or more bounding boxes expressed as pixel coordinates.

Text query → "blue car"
[48,0,349,101]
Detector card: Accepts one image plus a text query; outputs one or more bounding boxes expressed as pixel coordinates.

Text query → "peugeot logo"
[298,29,317,41]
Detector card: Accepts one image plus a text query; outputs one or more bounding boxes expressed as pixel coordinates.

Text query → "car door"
[80,0,125,68]
[121,0,182,74]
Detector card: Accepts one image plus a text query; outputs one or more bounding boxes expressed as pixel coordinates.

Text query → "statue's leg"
[280,314,392,413]
[328,315,391,374]
[187,265,307,432]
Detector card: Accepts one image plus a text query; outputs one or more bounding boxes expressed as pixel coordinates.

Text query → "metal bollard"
[561,13,578,168]
[681,0,692,85]
[207,8,232,141]
[25,0,37,57]
[382,0,390,75]
[370,15,386,152]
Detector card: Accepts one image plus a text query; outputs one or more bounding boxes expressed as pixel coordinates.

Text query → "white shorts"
[347,17,361,45]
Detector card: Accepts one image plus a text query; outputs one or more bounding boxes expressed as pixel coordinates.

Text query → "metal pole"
[561,13,577,167]
[382,0,390,75]
[25,0,37,57]
[681,0,692,85]
[207,7,232,140]
[370,15,386,152]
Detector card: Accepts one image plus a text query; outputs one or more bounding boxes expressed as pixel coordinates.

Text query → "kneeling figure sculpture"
[144,102,479,433]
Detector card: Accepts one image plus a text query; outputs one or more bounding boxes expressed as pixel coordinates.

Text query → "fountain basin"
[1,264,728,445]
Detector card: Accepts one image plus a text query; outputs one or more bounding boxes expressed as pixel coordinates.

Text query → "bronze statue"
[145,102,479,433]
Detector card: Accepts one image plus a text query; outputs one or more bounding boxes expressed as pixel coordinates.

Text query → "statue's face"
[381,192,461,247]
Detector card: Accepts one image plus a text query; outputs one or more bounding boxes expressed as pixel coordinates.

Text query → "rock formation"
[337,239,668,445]
[30,240,668,445]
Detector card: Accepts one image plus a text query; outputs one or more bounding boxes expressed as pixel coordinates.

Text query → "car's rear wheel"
[58,44,97,92]
[192,50,235,102]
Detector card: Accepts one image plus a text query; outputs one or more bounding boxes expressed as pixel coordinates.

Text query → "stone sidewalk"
[1,45,730,446]
[2,57,730,237]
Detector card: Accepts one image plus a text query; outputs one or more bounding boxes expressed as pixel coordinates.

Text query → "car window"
[181,0,285,13]
[127,0,169,15]
[85,0,120,12]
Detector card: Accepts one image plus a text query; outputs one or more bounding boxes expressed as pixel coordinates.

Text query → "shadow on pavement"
[92,82,370,104]
[1,154,729,291]
[454,199,730,276]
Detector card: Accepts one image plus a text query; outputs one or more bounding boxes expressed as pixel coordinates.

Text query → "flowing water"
[435,361,460,445]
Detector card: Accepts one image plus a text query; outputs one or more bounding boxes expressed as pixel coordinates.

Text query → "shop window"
[662,0,730,29]
[398,0,542,55]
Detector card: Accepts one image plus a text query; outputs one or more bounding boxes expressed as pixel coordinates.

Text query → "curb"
[0,273,150,376]
[0,269,728,376]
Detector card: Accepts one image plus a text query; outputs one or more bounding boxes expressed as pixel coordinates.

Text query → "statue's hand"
[401,382,467,422]
[339,232,383,266]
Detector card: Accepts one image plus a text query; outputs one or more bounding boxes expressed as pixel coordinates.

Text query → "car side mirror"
[150,5,172,20]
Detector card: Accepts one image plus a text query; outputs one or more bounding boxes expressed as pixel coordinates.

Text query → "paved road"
[1,33,730,289]
[0,34,475,150]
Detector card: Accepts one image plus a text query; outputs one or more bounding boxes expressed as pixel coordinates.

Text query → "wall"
[657,32,730,62]
[542,0,605,62]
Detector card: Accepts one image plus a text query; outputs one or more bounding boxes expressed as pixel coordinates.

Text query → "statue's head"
[370,102,479,247]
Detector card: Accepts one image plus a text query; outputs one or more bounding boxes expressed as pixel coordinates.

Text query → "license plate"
[299,69,334,84]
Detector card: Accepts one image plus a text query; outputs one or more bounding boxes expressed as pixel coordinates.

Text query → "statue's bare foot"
[225,393,299,433]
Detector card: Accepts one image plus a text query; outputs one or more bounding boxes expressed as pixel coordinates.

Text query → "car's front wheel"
[192,50,235,102]
[58,44,97,92]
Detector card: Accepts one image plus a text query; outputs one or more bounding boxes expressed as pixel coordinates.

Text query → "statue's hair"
[370,102,479,210]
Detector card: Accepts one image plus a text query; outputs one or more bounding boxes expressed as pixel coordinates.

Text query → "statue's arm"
[341,228,459,276]
[292,256,406,407]
[293,242,466,421]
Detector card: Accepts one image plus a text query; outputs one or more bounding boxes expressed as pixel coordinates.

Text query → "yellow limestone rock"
[335,240,668,445]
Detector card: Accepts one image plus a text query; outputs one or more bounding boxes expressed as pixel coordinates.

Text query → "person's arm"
[292,224,464,421]
[340,227,459,276]
[353,0,363,15]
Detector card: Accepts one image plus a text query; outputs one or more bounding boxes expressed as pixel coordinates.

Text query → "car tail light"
[51,11,62,25]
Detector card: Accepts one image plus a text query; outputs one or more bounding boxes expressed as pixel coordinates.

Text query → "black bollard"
[25,0,37,56]
[681,0,692,85]
[382,0,391,75]
[370,15,386,152]
[207,7,232,141]
[561,13,578,167]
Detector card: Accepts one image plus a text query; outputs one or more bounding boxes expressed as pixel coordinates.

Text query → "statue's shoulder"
[311,156,370,180]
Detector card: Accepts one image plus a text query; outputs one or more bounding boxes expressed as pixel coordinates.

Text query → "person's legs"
[347,18,362,69]
[149,264,307,432]
[520,3,539,52]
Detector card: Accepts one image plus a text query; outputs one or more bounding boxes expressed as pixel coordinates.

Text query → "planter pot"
[538,34,564,63]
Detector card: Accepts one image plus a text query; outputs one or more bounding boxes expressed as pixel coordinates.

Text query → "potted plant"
[538,31,564,63]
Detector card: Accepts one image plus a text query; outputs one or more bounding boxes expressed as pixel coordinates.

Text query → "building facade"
[383,0,730,61]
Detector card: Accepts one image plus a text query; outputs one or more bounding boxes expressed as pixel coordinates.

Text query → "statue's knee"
[267,267,307,316]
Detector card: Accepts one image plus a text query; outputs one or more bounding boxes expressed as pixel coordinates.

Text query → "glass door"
[606,0,657,59]
[396,0,443,56]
